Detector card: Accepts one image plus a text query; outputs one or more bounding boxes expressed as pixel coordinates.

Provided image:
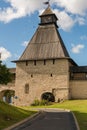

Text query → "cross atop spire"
[41,5,54,16]
[44,0,50,7]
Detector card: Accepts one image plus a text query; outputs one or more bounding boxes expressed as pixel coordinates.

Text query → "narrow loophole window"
[25,84,29,94]
[44,60,46,65]
[51,74,53,77]
[26,61,28,66]
[53,59,55,64]
[34,60,36,66]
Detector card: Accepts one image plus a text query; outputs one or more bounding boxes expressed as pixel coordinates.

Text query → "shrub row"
[31,99,52,106]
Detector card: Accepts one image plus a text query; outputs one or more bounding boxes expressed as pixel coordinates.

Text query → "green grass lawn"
[27,100,87,130]
[0,101,36,129]
[49,100,87,130]
[0,100,87,130]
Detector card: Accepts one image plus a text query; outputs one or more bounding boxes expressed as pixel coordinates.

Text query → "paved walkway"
[11,109,78,130]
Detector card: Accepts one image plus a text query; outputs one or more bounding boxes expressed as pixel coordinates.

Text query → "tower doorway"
[41,92,55,102]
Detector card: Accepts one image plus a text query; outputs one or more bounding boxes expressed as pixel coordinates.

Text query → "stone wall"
[0,83,15,92]
[15,59,70,106]
[70,80,87,99]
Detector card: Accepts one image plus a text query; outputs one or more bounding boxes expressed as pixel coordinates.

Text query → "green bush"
[39,100,48,106]
[31,99,52,106]
[31,99,40,106]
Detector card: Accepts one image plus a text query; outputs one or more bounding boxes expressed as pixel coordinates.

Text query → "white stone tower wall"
[15,59,70,106]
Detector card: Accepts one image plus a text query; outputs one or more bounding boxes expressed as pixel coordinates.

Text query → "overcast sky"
[0,0,87,67]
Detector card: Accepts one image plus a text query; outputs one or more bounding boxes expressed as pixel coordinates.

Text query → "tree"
[0,61,12,85]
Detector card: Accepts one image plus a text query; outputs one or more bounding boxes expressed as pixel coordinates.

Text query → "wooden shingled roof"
[41,6,54,16]
[17,7,70,62]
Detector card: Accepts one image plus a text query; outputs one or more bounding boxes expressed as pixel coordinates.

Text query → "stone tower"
[14,6,73,106]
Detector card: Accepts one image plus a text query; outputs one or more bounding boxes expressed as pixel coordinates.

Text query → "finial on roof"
[44,0,50,7]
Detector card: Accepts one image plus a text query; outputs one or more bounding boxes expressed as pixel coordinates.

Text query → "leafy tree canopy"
[0,61,12,85]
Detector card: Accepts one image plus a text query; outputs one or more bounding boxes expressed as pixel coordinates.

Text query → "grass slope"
[1,100,87,130]
[0,101,36,129]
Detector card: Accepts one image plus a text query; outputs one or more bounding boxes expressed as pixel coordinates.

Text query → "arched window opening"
[1,90,15,104]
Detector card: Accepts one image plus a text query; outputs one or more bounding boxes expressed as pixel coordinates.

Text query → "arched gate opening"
[0,90,15,104]
[41,92,55,102]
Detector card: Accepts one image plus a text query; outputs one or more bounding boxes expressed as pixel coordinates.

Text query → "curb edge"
[3,111,41,130]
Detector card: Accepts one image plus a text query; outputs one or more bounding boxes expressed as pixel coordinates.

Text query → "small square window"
[31,74,33,78]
